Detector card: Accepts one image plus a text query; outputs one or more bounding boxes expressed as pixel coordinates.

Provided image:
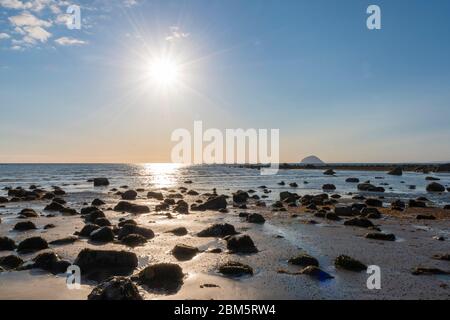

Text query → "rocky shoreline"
[0,169,449,300]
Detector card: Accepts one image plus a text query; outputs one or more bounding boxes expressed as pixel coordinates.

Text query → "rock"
[84,209,106,223]
[121,190,138,200]
[334,255,367,271]
[416,214,436,220]
[49,236,78,245]
[19,208,39,218]
[409,199,426,208]
[426,182,445,192]
[166,227,188,236]
[187,190,199,196]
[391,199,406,211]
[246,213,265,224]
[0,197,8,203]
[444,204,450,210]
[299,266,334,280]
[412,267,450,275]
[44,224,56,230]
[346,178,359,183]
[289,182,298,188]
[365,198,383,207]
[121,234,147,247]
[197,223,237,238]
[17,237,49,253]
[218,261,253,276]
[93,178,110,186]
[113,201,150,214]
[323,169,335,175]
[288,254,319,267]
[94,217,112,227]
[226,234,257,253]
[171,244,199,261]
[118,225,155,240]
[357,183,385,192]
[387,167,403,176]
[432,254,450,261]
[233,190,249,204]
[425,176,440,181]
[13,221,37,231]
[334,206,353,216]
[280,191,298,204]
[174,200,189,214]
[191,195,227,211]
[147,191,164,200]
[118,219,137,227]
[74,248,138,281]
[365,233,396,241]
[90,227,115,243]
[79,224,100,237]
[32,251,70,274]
[325,213,341,221]
[88,276,142,300]
[0,255,23,270]
[344,218,374,228]
[136,263,184,292]
[322,184,336,191]
[0,237,16,251]
[92,199,106,206]
[44,202,66,212]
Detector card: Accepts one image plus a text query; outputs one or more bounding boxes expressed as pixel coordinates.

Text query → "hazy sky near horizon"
[1,0,450,163]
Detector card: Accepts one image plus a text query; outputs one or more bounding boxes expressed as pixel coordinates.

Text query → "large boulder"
[197,223,237,238]
[88,276,142,300]
[191,195,227,211]
[74,248,138,281]
[122,190,138,200]
[218,261,253,276]
[135,263,184,292]
[334,255,367,271]
[17,237,49,253]
[171,244,199,261]
[93,178,110,187]
[226,234,258,253]
[426,182,445,192]
[0,237,16,251]
[117,225,155,240]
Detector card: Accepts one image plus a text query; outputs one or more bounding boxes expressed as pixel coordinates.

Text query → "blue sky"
[1,0,450,163]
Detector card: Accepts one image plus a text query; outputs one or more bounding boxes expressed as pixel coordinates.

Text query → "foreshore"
[0,167,449,300]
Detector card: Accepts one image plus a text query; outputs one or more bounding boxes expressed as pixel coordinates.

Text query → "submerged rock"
[288,254,319,267]
[334,255,367,271]
[17,237,49,253]
[226,234,258,253]
[171,244,199,261]
[88,276,142,300]
[74,248,138,281]
[218,261,253,276]
[197,223,237,238]
[135,263,184,292]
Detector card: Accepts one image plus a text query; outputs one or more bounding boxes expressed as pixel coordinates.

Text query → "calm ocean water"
[1,163,449,205]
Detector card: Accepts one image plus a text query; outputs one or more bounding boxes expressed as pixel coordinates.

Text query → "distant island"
[301,155,324,164]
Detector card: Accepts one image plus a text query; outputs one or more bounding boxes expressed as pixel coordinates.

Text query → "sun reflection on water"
[140,163,184,188]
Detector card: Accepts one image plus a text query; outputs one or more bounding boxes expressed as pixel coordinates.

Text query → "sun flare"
[147,58,180,88]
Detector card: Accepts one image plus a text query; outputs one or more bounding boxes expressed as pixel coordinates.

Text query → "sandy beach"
[0,165,449,300]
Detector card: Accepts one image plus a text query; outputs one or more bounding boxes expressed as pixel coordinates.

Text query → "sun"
[147,57,180,89]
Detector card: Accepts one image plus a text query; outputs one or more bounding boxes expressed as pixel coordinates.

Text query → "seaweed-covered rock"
[135,263,184,292]
[197,223,237,238]
[365,233,396,241]
[288,254,319,267]
[171,244,199,261]
[0,237,16,251]
[0,255,23,270]
[88,276,142,300]
[218,261,253,276]
[118,225,155,240]
[17,237,49,253]
[121,234,147,247]
[74,248,138,281]
[334,255,367,271]
[226,235,258,253]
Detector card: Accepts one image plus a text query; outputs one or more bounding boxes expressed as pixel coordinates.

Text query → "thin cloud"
[0,33,11,40]
[165,26,190,42]
[55,36,87,46]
